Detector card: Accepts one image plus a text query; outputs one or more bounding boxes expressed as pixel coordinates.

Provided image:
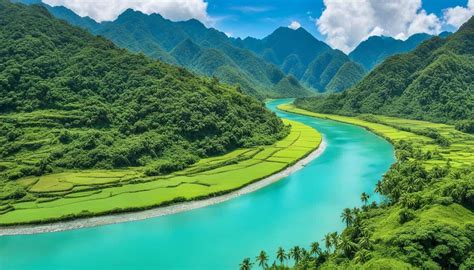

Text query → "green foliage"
[0,1,288,189]
[265,103,474,270]
[32,4,313,99]
[456,119,474,134]
[296,18,474,123]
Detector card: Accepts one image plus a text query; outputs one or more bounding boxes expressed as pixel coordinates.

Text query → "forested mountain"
[234,27,367,92]
[296,17,474,124]
[19,2,312,99]
[349,33,437,70]
[0,0,289,181]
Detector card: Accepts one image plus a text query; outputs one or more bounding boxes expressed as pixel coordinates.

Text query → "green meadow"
[0,120,321,225]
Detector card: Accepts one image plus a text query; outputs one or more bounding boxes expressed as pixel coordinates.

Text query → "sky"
[42,0,474,53]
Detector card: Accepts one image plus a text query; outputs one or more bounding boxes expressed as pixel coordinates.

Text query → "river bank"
[0,140,327,236]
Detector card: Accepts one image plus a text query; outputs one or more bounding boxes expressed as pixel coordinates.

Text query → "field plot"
[0,120,321,225]
[278,104,474,169]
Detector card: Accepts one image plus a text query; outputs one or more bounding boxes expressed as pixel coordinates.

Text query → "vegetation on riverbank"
[241,103,473,269]
[0,119,321,225]
[0,1,324,225]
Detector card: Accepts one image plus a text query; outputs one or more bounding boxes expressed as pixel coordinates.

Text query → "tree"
[324,233,332,251]
[341,208,353,226]
[276,247,286,266]
[361,192,370,205]
[354,249,370,264]
[240,258,253,270]
[256,250,268,269]
[310,242,321,257]
[289,246,302,265]
[338,235,358,257]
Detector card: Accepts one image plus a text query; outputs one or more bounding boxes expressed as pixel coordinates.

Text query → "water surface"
[0,99,394,269]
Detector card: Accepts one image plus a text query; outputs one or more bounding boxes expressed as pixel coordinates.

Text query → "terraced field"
[279,104,474,169]
[0,120,321,225]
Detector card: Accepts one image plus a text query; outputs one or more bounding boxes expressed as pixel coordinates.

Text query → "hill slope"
[0,0,288,187]
[296,17,474,123]
[349,33,434,70]
[26,3,312,99]
[235,27,367,92]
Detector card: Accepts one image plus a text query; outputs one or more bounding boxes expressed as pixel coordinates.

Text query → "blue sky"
[207,0,468,39]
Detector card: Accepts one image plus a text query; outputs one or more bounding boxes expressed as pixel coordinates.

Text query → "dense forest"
[234,27,366,93]
[0,0,288,187]
[18,1,313,99]
[295,17,474,125]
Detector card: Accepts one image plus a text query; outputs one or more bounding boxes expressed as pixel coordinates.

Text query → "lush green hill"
[325,61,366,93]
[349,33,434,70]
[23,3,312,99]
[0,0,288,194]
[296,17,474,124]
[236,27,366,93]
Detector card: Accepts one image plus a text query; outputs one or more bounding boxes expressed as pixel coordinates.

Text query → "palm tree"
[240,258,253,270]
[374,180,383,194]
[310,242,321,257]
[338,235,358,257]
[330,232,339,250]
[276,247,286,266]
[358,235,372,250]
[323,233,332,251]
[256,250,268,269]
[361,192,370,205]
[354,249,370,264]
[341,207,353,226]
[289,246,302,265]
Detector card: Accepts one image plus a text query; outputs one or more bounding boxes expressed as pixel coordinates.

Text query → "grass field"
[0,120,321,225]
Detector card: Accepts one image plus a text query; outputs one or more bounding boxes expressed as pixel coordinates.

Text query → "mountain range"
[295,17,474,123]
[233,27,367,93]
[14,0,452,99]
[349,32,452,71]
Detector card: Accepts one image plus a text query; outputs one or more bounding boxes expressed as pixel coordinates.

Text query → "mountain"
[295,17,474,123]
[235,27,367,92]
[0,0,288,180]
[21,2,312,99]
[349,33,442,71]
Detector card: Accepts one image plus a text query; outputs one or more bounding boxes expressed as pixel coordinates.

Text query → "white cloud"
[231,6,273,13]
[317,0,442,53]
[443,0,474,28]
[289,21,301,30]
[43,0,211,24]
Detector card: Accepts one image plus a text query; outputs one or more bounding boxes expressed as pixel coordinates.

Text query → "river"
[0,99,394,269]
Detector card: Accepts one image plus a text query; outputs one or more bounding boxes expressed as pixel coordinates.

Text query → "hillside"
[235,27,367,92]
[296,17,474,124]
[0,0,289,199]
[349,33,434,70]
[24,2,313,99]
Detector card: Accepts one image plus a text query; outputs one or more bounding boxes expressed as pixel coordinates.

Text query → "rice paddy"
[0,120,322,225]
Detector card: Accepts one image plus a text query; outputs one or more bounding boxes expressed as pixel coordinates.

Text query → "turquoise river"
[0,99,395,269]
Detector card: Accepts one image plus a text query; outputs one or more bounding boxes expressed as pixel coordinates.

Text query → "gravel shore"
[0,140,327,236]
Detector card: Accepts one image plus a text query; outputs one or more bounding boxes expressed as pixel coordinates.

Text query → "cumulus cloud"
[289,21,301,30]
[317,0,441,53]
[43,0,211,24]
[443,0,474,28]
